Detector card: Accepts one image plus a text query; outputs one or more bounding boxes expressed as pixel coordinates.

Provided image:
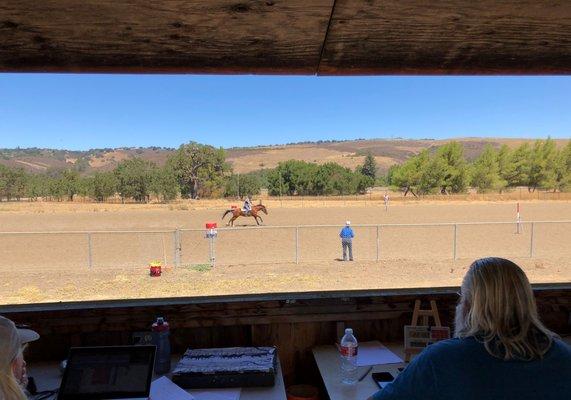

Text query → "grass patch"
[183,264,212,272]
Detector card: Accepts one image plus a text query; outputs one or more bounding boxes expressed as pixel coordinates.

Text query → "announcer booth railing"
[1,284,570,388]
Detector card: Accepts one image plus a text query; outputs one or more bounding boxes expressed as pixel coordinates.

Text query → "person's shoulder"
[550,337,571,357]
[420,337,482,360]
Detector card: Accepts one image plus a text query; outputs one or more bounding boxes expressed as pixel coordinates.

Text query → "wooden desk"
[312,344,406,400]
[28,355,287,400]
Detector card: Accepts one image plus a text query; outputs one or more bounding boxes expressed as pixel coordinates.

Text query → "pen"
[358,366,373,382]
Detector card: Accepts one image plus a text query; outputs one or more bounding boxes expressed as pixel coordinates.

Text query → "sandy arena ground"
[1,200,570,305]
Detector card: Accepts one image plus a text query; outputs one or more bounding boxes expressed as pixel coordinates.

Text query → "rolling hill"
[1,138,568,175]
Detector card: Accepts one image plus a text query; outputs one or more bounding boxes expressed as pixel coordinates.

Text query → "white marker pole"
[516,202,521,234]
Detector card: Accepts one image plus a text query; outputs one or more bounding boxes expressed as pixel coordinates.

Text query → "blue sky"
[0,74,569,150]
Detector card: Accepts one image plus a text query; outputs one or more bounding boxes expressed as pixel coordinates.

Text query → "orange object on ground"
[286,384,319,400]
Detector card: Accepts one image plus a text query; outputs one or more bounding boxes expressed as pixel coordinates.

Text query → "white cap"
[17,328,40,344]
[346,221,351,226]
[345,328,353,334]
[0,316,39,345]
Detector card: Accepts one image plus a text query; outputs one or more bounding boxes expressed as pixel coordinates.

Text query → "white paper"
[150,376,195,400]
[356,341,403,366]
[189,388,241,400]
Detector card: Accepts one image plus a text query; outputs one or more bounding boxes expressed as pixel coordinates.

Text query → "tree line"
[388,139,571,196]
[1,139,570,202]
[0,143,229,202]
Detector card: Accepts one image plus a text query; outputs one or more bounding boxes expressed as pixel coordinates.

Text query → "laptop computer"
[57,345,156,400]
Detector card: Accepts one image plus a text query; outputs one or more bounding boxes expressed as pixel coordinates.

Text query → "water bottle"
[151,317,171,374]
[340,328,358,384]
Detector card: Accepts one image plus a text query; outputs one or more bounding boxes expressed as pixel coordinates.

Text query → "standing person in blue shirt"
[339,221,354,261]
[368,257,571,400]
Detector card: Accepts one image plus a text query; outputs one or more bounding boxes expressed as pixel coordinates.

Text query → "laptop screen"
[58,345,156,400]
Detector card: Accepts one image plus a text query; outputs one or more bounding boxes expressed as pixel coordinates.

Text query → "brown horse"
[222,204,268,226]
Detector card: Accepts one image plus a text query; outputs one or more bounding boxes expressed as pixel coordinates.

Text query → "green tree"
[390,150,429,196]
[527,138,558,191]
[419,156,447,194]
[314,163,354,195]
[510,143,532,187]
[435,142,468,194]
[167,142,229,199]
[90,171,118,202]
[0,167,28,201]
[0,164,11,200]
[25,173,48,201]
[267,160,318,196]
[224,173,262,198]
[61,169,80,201]
[360,153,377,181]
[151,166,179,202]
[496,144,516,189]
[115,158,156,202]
[554,141,571,192]
[470,145,506,192]
[539,138,558,191]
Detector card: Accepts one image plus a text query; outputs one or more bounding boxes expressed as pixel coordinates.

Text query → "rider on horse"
[243,196,252,215]
[223,200,268,226]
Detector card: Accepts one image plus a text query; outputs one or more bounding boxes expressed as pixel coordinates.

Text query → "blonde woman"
[369,257,571,400]
[0,316,39,400]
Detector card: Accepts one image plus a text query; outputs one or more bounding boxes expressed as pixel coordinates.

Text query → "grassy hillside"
[1,138,568,175]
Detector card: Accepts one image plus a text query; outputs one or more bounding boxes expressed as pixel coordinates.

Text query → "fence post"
[376,225,380,261]
[530,222,535,258]
[87,232,93,268]
[174,229,181,267]
[295,226,299,264]
[453,224,458,260]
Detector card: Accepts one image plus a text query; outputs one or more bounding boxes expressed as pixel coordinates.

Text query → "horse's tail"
[222,209,233,220]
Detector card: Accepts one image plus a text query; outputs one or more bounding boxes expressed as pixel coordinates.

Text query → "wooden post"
[530,222,535,258]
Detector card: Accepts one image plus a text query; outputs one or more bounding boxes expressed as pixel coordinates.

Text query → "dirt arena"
[1,200,570,305]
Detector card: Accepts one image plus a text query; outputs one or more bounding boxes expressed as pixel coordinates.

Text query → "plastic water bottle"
[151,317,171,374]
[340,328,358,384]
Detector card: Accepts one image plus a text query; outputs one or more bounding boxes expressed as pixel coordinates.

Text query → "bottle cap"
[345,328,353,334]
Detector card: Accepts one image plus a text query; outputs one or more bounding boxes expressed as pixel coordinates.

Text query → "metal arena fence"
[0,221,570,270]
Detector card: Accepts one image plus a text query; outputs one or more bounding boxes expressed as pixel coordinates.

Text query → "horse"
[222,204,268,226]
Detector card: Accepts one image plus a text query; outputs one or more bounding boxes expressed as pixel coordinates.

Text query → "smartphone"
[372,372,394,389]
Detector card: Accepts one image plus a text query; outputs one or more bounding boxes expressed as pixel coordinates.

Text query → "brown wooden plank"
[0,0,333,73]
[319,0,571,74]
[1,0,570,74]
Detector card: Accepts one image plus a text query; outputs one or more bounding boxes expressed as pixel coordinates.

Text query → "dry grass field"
[1,199,570,305]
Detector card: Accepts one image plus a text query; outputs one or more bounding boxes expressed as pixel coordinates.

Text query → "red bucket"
[149,262,162,277]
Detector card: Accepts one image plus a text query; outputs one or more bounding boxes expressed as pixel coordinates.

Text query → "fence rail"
[0,221,570,269]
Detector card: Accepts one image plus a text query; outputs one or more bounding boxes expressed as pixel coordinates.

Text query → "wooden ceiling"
[1,0,570,75]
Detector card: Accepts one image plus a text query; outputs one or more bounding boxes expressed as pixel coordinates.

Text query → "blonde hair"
[455,257,555,361]
[0,321,27,400]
